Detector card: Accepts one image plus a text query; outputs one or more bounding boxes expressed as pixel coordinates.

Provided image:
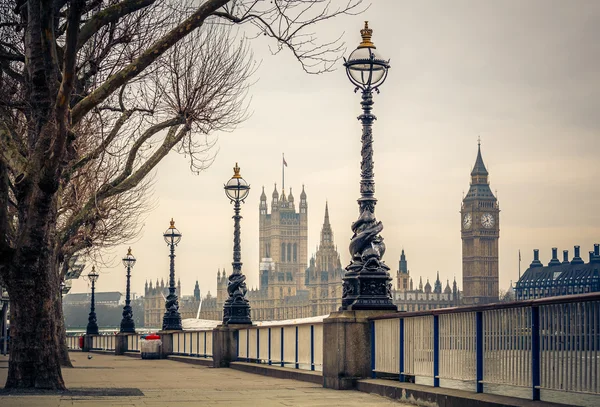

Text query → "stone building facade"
[198,193,344,321]
[515,245,600,300]
[394,249,461,311]
[461,141,500,304]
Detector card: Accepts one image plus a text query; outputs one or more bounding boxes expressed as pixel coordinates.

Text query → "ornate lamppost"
[86,266,100,335]
[223,163,252,325]
[340,22,397,311]
[120,247,136,333]
[162,219,182,330]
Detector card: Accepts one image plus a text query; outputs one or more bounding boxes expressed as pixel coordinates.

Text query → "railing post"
[183,332,186,355]
[310,325,315,371]
[295,326,299,369]
[399,318,405,382]
[476,311,483,393]
[370,320,376,379]
[246,329,250,362]
[257,329,260,363]
[280,327,284,367]
[203,331,207,357]
[268,328,272,365]
[531,306,541,401]
[433,315,439,387]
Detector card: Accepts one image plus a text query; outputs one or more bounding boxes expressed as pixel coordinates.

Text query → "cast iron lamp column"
[222,163,252,325]
[120,247,137,333]
[340,21,397,311]
[86,266,100,335]
[162,219,182,330]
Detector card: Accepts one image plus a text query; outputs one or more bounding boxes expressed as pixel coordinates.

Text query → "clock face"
[463,213,472,229]
[481,213,495,228]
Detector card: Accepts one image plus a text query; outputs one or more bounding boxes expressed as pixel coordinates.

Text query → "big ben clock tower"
[461,140,499,304]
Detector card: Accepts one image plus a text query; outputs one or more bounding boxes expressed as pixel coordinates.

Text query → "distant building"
[461,141,500,304]
[198,200,344,321]
[394,249,461,311]
[515,245,600,300]
[64,291,124,307]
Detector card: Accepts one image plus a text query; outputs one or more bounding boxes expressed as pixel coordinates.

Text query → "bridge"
[5,293,598,406]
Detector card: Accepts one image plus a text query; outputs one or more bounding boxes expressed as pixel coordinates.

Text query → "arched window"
[293,243,297,262]
[287,243,292,262]
[281,243,286,262]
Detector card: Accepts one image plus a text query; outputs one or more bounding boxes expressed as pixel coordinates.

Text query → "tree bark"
[5,260,65,388]
[4,188,66,389]
[56,292,73,368]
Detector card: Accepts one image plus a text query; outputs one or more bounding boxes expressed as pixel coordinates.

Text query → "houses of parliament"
[144,143,500,326]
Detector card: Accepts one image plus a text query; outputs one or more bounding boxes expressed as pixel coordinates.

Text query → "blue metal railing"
[236,323,323,371]
[370,293,600,405]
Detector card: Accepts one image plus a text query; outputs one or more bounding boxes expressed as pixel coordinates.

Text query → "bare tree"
[0,0,364,390]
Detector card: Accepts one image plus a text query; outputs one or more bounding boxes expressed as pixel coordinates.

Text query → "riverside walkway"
[0,353,407,406]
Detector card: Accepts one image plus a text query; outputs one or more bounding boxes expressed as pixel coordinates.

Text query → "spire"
[320,202,333,246]
[471,138,489,178]
[425,278,432,293]
[260,186,266,201]
[434,271,442,294]
[272,183,278,199]
[444,279,452,294]
[300,184,306,199]
[464,139,495,201]
[288,187,294,201]
[399,249,408,274]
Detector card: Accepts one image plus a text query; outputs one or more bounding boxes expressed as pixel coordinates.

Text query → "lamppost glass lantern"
[222,163,252,325]
[122,247,137,268]
[344,21,390,91]
[224,163,250,202]
[339,22,396,312]
[162,220,182,331]
[163,219,182,246]
[120,247,136,333]
[86,266,100,335]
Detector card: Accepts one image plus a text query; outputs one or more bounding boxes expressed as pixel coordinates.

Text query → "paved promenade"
[0,353,407,406]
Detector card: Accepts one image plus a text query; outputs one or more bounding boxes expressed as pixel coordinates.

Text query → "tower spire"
[471,139,489,178]
[320,202,333,246]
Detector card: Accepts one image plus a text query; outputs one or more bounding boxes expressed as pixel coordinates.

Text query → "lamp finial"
[169,218,175,229]
[233,163,241,179]
[127,247,132,256]
[358,21,375,49]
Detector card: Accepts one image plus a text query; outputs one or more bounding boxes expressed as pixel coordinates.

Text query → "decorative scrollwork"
[227,272,248,303]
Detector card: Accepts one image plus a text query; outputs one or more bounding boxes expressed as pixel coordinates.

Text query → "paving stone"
[0,353,406,406]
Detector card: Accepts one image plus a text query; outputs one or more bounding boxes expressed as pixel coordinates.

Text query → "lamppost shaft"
[232,200,242,273]
[358,89,377,211]
[169,244,176,293]
[87,279,99,335]
[162,239,182,330]
[120,263,135,333]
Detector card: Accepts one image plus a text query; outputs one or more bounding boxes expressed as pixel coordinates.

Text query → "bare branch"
[71,0,231,124]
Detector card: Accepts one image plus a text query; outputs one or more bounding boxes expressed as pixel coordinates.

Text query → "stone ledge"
[167,355,213,366]
[230,362,323,385]
[356,379,568,407]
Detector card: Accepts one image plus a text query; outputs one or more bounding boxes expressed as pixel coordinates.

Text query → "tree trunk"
[4,192,66,389]
[56,293,73,368]
[5,272,65,388]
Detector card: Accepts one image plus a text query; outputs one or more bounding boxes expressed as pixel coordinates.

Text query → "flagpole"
[518,249,521,280]
[282,153,285,192]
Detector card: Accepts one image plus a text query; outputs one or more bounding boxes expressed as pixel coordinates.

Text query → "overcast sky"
[70,0,600,302]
